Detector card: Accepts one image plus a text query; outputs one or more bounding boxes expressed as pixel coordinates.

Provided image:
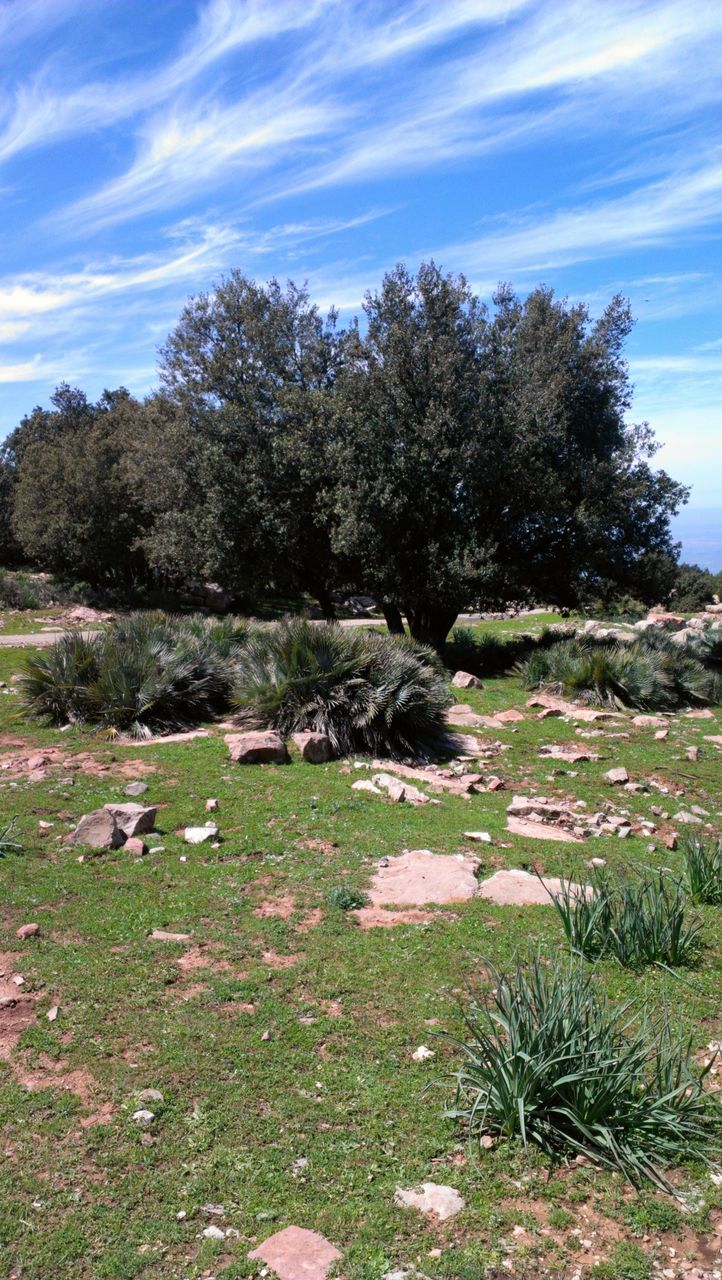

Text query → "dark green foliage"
[326,885,369,911]
[517,633,718,710]
[683,835,722,906]
[0,819,22,857]
[669,562,717,612]
[20,613,242,737]
[691,625,722,670]
[7,385,149,587]
[551,871,702,968]
[233,617,452,758]
[449,957,719,1194]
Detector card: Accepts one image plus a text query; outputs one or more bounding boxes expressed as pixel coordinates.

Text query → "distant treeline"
[0,262,714,646]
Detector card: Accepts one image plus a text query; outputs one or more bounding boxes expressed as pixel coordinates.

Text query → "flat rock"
[673,810,703,825]
[494,708,525,723]
[225,730,290,764]
[16,922,40,940]
[477,868,586,906]
[446,705,501,729]
[452,670,482,689]
[351,779,382,794]
[292,731,333,763]
[685,708,714,719]
[539,745,598,762]
[367,848,480,907]
[526,693,621,721]
[69,809,124,850]
[150,929,191,943]
[124,780,149,796]
[249,1225,341,1280]
[507,814,582,842]
[124,837,147,856]
[373,772,430,804]
[103,802,157,837]
[394,1182,464,1221]
[605,767,629,784]
[370,760,481,796]
[703,735,722,748]
[632,715,669,728]
[463,830,492,843]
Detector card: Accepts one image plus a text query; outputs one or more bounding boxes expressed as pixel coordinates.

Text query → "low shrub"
[326,885,369,911]
[233,618,452,758]
[448,957,719,1195]
[551,870,702,969]
[445,624,574,678]
[0,568,90,610]
[517,633,719,710]
[683,835,722,906]
[21,612,243,737]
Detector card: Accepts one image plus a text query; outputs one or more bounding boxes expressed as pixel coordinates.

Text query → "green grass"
[1,624,721,1279]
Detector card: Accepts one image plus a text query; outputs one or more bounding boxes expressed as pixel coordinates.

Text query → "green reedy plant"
[551,870,702,969]
[448,957,720,1196]
[0,818,22,857]
[683,835,722,906]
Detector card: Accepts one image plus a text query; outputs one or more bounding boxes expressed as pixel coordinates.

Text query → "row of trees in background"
[0,262,704,647]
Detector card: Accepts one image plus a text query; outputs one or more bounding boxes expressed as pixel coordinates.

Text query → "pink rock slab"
[368,849,480,907]
[394,1182,465,1220]
[507,814,582,842]
[478,868,586,906]
[526,694,621,722]
[249,1225,341,1280]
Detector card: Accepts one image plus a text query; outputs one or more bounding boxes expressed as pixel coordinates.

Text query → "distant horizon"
[672,506,722,574]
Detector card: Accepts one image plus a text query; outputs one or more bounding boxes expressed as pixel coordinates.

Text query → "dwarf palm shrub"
[552,871,702,969]
[449,958,719,1194]
[683,835,722,906]
[233,618,452,758]
[517,634,718,710]
[21,612,240,736]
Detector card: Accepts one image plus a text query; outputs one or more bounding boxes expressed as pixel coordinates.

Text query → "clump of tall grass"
[21,612,245,737]
[0,818,22,857]
[233,617,452,758]
[449,957,720,1195]
[517,633,718,710]
[683,835,722,906]
[445,624,574,678]
[551,870,702,969]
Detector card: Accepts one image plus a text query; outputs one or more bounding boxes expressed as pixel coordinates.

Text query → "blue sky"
[1,0,720,534]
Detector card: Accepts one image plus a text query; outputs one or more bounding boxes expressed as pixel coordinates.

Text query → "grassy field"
[1,623,721,1280]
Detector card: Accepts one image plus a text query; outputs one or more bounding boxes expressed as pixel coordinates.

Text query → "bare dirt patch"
[261,949,303,969]
[353,906,437,929]
[253,893,296,921]
[300,838,339,855]
[0,951,38,1059]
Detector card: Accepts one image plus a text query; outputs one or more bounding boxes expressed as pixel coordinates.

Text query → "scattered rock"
[292,730,333,762]
[494,708,525,723]
[68,809,124,850]
[452,670,482,688]
[372,772,430,804]
[184,824,219,845]
[366,848,480,907]
[205,797,219,811]
[703,735,722,748]
[351,779,382,794]
[46,1005,59,1021]
[124,837,147,857]
[477,868,588,907]
[202,1225,225,1240]
[124,781,149,797]
[539,745,598,763]
[685,746,700,762]
[463,830,492,843]
[394,1182,465,1221]
[16,923,40,940]
[225,731,290,764]
[632,715,669,728]
[685,708,714,719]
[137,1088,164,1105]
[411,1045,435,1061]
[605,767,629,784]
[131,1108,155,1126]
[673,810,702,825]
[249,1226,342,1280]
[103,802,157,838]
[150,929,191,943]
[526,693,621,722]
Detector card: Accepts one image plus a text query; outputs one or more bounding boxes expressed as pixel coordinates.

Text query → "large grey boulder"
[69,809,124,850]
[225,731,290,764]
[103,802,157,837]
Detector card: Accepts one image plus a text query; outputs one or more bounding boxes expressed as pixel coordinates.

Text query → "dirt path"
[0,618,390,648]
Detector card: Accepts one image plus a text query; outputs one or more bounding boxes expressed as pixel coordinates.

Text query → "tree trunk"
[404,605,459,652]
[314,584,336,621]
[379,601,405,635]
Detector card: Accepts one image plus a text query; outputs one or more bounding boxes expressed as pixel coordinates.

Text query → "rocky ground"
[0,610,721,1280]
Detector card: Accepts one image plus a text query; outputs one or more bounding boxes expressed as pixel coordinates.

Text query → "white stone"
[394,1182,465,1220]
[184,824,219,844]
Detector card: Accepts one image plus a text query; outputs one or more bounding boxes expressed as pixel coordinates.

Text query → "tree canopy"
[1,264,691,645]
